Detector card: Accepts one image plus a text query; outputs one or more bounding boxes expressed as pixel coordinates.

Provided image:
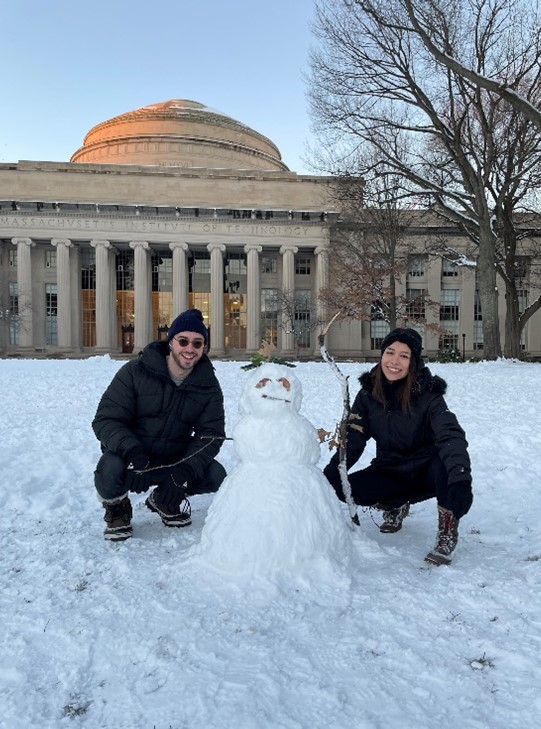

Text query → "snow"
[1,356,540,728]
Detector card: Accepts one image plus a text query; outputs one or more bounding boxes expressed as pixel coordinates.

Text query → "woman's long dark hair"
[370,355,419,413]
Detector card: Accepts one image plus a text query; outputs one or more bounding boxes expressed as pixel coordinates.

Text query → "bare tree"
[400,0,541,131]
[309,0,541,359]
[319,169,441,334]
[275,289,324,358]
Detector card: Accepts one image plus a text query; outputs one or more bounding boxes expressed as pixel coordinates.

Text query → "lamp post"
[462,333,466,362]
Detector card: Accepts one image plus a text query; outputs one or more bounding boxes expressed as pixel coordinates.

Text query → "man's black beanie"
[167,308,208,343]
[380,328,423,367]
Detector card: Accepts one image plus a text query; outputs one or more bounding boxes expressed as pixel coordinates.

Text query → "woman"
[323,328,473,565]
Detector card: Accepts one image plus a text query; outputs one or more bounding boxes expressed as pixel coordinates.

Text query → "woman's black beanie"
[380,328,423,367]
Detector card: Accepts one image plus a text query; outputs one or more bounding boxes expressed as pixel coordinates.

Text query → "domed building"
[0,100,540,359]
[0,99,342,358]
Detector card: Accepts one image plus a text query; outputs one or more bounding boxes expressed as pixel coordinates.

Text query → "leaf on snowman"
[259,340,277,360]
[241,339,297,371]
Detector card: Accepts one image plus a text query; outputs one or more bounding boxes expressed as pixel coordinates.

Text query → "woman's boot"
[378,502,410,533]
[425,506,458,565]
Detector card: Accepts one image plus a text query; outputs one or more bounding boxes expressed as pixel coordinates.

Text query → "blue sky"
[1,0,318,174]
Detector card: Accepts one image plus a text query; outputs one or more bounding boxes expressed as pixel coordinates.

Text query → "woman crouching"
[323,328,473,565]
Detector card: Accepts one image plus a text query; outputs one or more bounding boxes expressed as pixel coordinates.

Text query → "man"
[92,308,226,541]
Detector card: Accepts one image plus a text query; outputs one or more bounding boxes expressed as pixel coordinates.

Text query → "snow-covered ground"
[0,356,539,729]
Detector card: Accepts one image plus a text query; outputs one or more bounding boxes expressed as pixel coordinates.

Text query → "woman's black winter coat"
[328,365,471,485]
[92,341,225,479]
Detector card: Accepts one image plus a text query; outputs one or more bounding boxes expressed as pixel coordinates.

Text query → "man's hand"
[124,448,150,493]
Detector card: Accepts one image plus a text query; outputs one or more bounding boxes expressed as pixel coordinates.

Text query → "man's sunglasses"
[173,336,205,349]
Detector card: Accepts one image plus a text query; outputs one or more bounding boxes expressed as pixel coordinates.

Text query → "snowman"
[193,362,352,577]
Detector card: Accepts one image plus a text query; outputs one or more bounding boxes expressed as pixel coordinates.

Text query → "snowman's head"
[240,362,303,417]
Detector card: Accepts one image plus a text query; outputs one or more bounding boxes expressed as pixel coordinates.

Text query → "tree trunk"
[477,225,502,359]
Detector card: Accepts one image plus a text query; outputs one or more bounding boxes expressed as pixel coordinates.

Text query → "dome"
[70,99,289,171]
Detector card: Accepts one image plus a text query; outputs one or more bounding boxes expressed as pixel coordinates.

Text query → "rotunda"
[70,99,289,171]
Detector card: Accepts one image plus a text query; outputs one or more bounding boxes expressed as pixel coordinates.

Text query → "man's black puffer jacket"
[92,341,225,479]
[327,365,471,485]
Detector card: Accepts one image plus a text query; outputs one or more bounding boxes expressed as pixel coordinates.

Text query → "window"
[151,254,173,337]
[116,251,134,291]
[9,282,18,345]
[442,258,458,277]
[473,291,483,350]
[440,289,460,321]
[294,290,311,348]
[151,254,172,292]
[226,253,247,277]
[295,257,311,275]
[261,256,277,275]
[439,289,459,350]
[515,257,529,281]
[518,290,528,350]
[192,253,211,275]
[408,255,425,277]
[8,249,17,268]
[45,283,58,346]
[45,250,57,269]
[260,289,278,345]
[371,320,390,350]
[225,253,247,296]
[81,248,96,290]
[406,288,427,320]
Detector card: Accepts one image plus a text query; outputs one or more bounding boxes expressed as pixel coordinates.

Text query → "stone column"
[130,241,152,351]
[244,243,263,352]
[109,246,118,348]
[11,237,35,348]
[169,242,189,316]
[279,244,298,355]
[207,243,226,355]
[91,240,113,350]
[51,239,73,349]
[314,244,330,355]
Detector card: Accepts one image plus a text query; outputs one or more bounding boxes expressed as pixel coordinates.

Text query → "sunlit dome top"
[70,99,289,171]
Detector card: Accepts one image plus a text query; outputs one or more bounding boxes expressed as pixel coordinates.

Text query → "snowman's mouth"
[261,394,291,403]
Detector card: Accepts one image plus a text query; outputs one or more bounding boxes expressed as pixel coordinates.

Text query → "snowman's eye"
[278,378,291,391]
[255,378,271,389]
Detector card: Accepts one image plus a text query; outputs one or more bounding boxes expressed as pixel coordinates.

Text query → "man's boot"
[103,496,133,541]
[425,506,459,565]
[378,502,410,533]
[145,489,192,528]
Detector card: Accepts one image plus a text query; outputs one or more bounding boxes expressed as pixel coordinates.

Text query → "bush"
[436,348,463,363]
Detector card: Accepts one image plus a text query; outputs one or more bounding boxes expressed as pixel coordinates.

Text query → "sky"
[1,355,540,728]
[0,0,318,174]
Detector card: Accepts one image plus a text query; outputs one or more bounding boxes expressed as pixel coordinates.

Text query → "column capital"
[279,244,298,255]
[244,243,263,254]
[169,241,189,253]
[11,237,35,248]
[314,244,330,256]
[129,240,150,251]
[51,238,73,249]
[207,243,226,254]
[90,239,112,250]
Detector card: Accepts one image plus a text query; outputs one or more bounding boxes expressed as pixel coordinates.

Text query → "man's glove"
[448,480,473,520]
[154,464,194,512]
[124,448,150,493]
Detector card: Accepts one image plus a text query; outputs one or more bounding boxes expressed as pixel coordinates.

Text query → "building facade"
[1,99,540,359]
